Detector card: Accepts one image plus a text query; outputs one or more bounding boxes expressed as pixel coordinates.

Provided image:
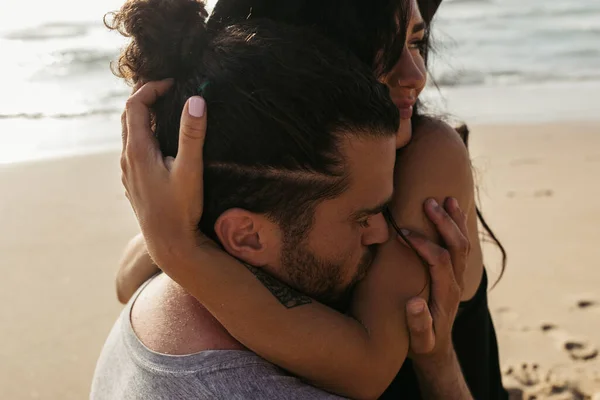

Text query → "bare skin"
[115,233,156,304]
[115,1,480,397]
[117,119,483,304]
[119,80,473,400]
[116,116,482,397]
[378,0,484,302]
[116,0,484,306]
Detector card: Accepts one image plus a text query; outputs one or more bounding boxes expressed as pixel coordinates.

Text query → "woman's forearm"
[116,234,160,303]
[414,350,473,400]
[159,240,410,400]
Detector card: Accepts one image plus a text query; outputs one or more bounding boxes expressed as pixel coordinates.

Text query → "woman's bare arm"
[114,198,455,398]
[119,84,475,399]
[116,128,477,398]
[391,117,484,300]
[144,119,479,398]
[153,203,466,400]
[116,233,160,304]
[115,121,481,306]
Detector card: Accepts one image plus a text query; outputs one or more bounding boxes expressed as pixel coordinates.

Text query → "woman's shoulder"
[392,115,475,224]
[397,116,472,182]
[407,116,469,162]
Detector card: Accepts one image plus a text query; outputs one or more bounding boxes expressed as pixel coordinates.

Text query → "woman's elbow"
[346,379,391,400]
[115,233,150,304]
[342,361,403,400]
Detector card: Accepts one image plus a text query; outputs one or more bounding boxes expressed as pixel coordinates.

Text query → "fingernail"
[189,96,205,118]
[427,198,439,211]
[448,197,459,210]
[408,300,425,315]
[400,228,411,237]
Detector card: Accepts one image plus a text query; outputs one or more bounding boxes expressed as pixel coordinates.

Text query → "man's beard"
[280,234,376,311]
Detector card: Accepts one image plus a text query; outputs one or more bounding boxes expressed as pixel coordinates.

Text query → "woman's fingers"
[121,110,128,151]
[118,81,209,277]
[406,298,435,355]
[443,197,469,290]
[402,229,461,316]
[124,79,173,164]
[174,96,207,181]
[423,198,469,260]
[400,198,469,361]
[444,197,469,240]
[402,230,455,288]
[164,156,175,172]
[423,198,469,292]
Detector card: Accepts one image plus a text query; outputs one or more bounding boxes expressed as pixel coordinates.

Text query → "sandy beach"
[1,120,599,399]
[470,121,600,399]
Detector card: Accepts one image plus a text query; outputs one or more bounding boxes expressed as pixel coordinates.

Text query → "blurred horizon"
[0,0,599,163]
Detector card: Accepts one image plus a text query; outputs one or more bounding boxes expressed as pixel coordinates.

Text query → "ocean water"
[431,0,600,87]
[0,0,599,163]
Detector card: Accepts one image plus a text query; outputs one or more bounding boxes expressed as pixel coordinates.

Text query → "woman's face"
[382,0,427,148]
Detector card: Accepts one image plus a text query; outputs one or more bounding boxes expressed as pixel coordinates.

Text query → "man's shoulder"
[94,335,344,400]
[93,275,345,399]
[131,274,244,354]
[120,348,347,399]
[199,351,347,399]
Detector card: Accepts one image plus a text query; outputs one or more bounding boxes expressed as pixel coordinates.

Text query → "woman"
[115,0,507,398]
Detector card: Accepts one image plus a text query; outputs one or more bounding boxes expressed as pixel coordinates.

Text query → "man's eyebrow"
[412,22,426,34]
[353,195,394,218]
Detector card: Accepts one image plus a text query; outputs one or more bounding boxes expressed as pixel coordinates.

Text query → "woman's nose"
[392,48,426,89]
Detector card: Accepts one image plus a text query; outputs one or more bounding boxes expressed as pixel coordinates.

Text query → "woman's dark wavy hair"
[208,0,411,77]
[208,0,507,281]
[417,0,507,282]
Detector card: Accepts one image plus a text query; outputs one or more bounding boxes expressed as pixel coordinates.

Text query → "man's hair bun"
[105,0,210,84]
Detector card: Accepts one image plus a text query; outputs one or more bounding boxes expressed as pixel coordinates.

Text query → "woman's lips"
[392,98,415,119]
[398,105,413,120]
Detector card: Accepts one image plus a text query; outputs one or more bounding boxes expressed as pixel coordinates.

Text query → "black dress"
[379,270,508,400]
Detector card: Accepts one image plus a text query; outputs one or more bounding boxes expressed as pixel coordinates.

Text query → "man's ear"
[214,209,279,267]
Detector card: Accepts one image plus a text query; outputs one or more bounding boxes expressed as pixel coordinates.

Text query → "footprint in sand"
[505,363,546,387]
[576,299,597,310]
[540,324,599,362]
[504,363,574,400]
[504,363,548,400]
[541,323,558,332]
[546,363,600,399]
[504,363,600,400]
[533,189,554,198]
[564,341,599,362]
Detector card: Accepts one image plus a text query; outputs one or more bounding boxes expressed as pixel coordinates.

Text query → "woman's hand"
[404,197,468,362]
[120,80,209,271]
[402,198,473,398]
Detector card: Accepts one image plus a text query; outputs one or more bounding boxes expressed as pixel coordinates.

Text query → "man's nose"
[363,213,390,246]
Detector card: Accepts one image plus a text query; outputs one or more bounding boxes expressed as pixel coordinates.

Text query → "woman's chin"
[396,119,412,149]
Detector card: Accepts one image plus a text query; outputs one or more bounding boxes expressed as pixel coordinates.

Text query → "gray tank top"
[90,277,346,399]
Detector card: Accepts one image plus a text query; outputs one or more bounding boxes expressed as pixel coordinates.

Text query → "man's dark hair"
[106,0,399,242]
[207,0,509,277]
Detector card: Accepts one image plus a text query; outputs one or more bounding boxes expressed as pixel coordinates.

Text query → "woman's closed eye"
[409,38,426,54]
